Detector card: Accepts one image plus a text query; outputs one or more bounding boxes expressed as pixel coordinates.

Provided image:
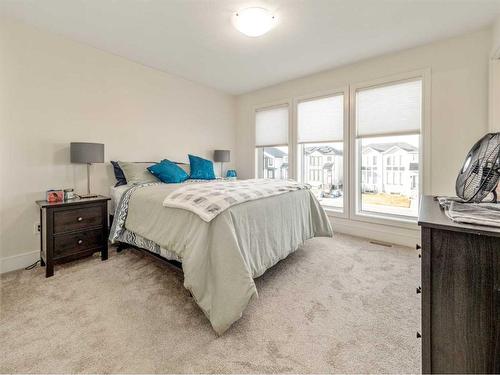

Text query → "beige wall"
[0,19,235,263]
[235,28,492,197]
[490,16,500,132]
[490,60,500,132]
[0,18,494,265]
[492,16,500,58]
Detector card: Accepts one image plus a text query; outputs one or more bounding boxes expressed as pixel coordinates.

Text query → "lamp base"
[79,193,99,199]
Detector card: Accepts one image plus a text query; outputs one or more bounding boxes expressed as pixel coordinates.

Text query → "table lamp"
[213,150,230,178]
[70,142,104,198]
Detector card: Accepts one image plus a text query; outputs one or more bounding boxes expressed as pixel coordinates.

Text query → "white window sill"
[324,208,420,231]
[353,211,419,230]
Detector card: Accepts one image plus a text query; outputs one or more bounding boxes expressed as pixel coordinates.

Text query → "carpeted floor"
[0,233,421,373]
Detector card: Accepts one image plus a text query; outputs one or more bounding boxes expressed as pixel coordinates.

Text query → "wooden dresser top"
[418,195,500,238]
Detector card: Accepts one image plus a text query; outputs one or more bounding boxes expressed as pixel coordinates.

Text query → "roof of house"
[304,146,343,156]
[263,147,287,158]
[363,142,417,153]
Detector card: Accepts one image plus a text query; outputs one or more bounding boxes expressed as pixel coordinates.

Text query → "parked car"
[321,189,342,198]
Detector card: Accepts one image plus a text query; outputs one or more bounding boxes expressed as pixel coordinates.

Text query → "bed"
[110,184,129,215]
[109,179,332,334]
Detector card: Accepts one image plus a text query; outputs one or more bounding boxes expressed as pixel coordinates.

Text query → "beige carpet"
[0,234,420,373]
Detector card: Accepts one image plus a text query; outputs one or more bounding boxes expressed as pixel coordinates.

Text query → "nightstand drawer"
[54,229,104,257]
[53,205,102,233]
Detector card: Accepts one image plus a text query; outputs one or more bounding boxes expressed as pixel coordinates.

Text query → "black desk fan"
[455,133,500,203]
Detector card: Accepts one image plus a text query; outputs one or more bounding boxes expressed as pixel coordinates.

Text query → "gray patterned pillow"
[118,161,159,185]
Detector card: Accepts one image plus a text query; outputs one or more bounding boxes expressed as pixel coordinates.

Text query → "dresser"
[36,196,110,277]
[418,195,500,373]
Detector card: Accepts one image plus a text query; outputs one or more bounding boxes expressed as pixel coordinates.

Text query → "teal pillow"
[188,154,215,180]
[147,160,189,183]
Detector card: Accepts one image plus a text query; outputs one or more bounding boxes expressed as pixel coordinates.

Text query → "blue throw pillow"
[147,160,189,183]
[188,154,215,180]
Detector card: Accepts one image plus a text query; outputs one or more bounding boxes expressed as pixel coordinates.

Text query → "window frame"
[253,101,293,179]
[293,87,350,218]
[349,70,430,228]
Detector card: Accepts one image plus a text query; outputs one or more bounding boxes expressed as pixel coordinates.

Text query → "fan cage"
[455,133,500,203]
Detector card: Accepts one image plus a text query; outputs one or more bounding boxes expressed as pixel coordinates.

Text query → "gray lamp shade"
[70,142,104,164]
[213,150,230,163]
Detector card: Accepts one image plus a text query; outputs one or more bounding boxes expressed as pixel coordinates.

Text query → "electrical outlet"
[34,223,41,235]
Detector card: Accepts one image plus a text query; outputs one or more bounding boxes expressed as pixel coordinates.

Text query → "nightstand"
[36,196,110,277]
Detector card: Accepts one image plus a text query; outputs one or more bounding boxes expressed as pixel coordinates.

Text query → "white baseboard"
[329,216,420,247]
[0,250,39,274]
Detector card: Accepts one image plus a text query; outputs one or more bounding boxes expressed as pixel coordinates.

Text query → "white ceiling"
[2,0,500,94]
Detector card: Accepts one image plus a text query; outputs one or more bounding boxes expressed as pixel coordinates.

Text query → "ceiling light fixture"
[232,7,277,37]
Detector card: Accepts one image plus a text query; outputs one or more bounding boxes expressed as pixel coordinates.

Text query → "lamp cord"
[25,260,40,270]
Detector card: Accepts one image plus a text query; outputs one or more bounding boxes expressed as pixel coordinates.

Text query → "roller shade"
[255,106,289,147]
[298,95,343,143]
[356,79,422,137]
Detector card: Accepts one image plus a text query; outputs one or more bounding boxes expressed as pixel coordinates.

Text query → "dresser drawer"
[53,205,102,233]
[53,228,104,257]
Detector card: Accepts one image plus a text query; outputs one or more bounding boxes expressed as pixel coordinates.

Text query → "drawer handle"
[77,217,83,222]
[416,331,421,338]
[416,286,422,294]
[416,244,421,250]
[77,239,83,245]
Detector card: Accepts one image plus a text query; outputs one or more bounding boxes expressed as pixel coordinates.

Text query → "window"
[255,105,289,179]
[297,94,344,210]
[355,79,421,218]
[251,72,426,225]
